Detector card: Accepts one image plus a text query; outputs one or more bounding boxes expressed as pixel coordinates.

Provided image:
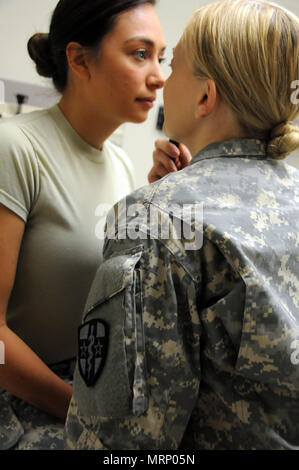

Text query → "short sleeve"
[0,122,40,222]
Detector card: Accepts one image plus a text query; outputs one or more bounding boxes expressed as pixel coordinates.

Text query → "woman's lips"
[136,97,155,109]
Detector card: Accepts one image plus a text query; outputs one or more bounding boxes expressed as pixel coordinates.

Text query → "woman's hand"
[148,139,192,184]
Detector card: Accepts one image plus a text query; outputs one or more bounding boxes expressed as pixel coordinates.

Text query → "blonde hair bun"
[267,122,299,160]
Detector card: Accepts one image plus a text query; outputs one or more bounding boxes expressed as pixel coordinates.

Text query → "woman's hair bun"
[267,121,299,160]
[27,33,55,78]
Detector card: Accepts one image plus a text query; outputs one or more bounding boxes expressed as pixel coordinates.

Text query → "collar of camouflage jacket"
[191,138,267,166]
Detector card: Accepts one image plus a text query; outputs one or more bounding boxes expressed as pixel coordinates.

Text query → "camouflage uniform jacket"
[65,139,299,450]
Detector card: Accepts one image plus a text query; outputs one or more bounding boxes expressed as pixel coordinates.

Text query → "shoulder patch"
[78,319,109,387]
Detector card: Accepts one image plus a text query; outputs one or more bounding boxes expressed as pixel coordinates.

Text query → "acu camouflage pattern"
[0,359,75,450]
[65,139,299,450]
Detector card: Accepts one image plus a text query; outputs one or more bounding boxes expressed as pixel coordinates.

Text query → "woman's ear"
[195,79,217,119]
[65,42,91,81]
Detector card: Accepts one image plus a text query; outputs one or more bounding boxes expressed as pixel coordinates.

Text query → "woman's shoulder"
[0,108,51,149]
[0,110,49,179]
[0,107,50,128]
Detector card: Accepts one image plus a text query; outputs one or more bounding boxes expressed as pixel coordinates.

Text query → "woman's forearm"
[0,324,72,421]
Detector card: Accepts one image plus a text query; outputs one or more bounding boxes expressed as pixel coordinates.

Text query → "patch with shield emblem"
[78,319,109,387]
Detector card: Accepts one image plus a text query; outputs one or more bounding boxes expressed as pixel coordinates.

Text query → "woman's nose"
[147,61,166,89]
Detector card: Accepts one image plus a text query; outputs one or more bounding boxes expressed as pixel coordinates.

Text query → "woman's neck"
[186,108,248,157]
[58,91,119,151]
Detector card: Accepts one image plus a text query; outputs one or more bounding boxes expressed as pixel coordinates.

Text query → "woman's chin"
[130,113,149,124]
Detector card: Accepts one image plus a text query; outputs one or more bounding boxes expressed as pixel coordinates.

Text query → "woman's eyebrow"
[124,36,166,52]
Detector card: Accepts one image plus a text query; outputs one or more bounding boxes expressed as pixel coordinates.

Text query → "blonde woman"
[65,0,299,450]
[0,0,166,450]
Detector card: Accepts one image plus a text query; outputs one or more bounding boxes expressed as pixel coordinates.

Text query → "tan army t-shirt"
[0,105,135,364]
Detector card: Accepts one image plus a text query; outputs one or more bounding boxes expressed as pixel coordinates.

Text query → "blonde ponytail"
[267,121,299,160]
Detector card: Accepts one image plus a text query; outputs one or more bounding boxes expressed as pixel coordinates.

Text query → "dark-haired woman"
[0,0,165,450]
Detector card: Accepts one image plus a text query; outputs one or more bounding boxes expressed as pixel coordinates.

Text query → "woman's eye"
[135,50,148,60]
[133,50,166,65]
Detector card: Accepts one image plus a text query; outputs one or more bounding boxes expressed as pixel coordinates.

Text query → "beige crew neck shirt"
[0,105,135,363]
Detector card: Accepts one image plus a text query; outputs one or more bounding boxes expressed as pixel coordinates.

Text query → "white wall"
[0,0,299,186]
[0,0,58,86]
